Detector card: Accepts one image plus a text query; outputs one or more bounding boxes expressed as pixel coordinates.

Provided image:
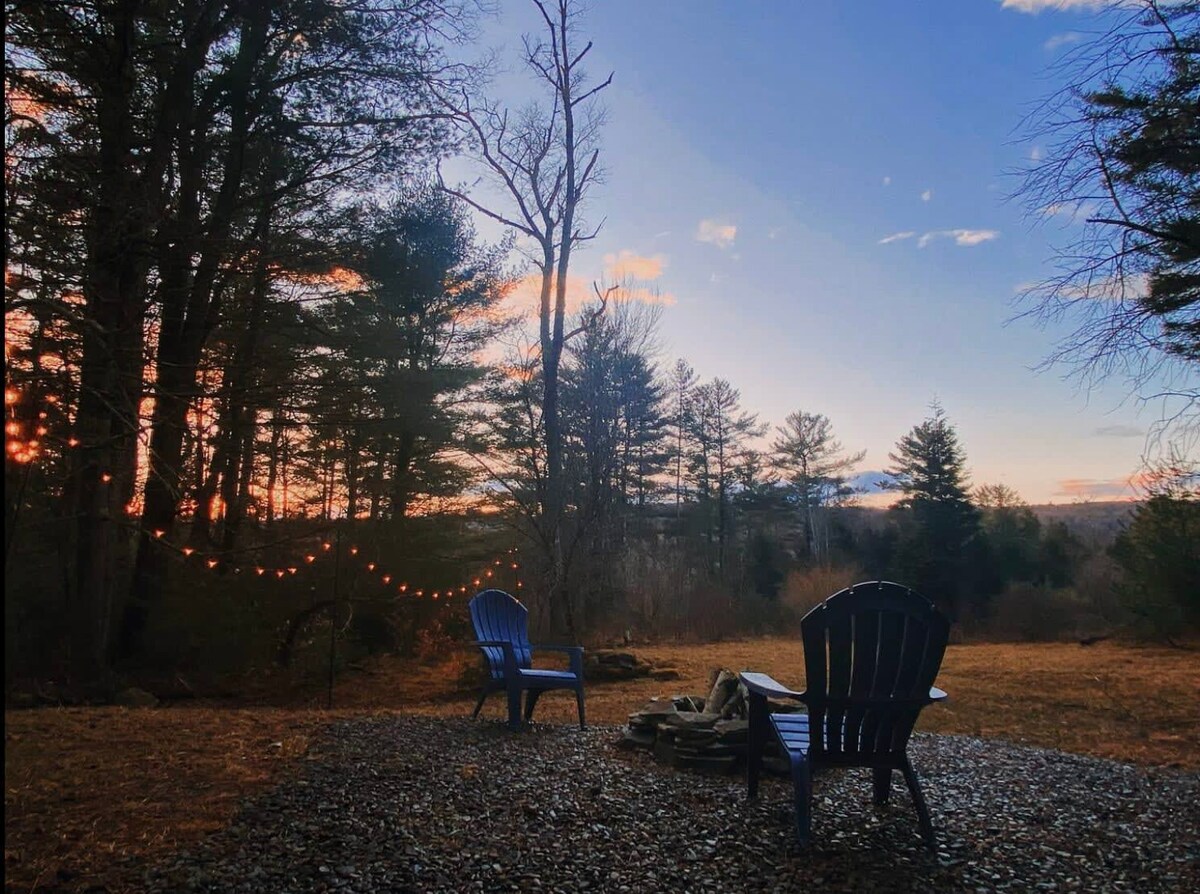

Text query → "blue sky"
[454,0,1190,504]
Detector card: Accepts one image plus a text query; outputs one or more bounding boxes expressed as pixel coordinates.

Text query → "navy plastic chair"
[741,581,950,849]
[468,589,586,730]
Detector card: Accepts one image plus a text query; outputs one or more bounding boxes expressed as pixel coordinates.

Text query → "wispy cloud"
[505,272,675,316]
[1030,145,1044,162]
[1044,31,1084,50]
[1040,200,1098,223]
[921,189,933,202]
[1093,424,1143,438]
[1001,0,1108,13]
[882,176,892,187]
[917,229,1000,248]
[1054,476,1138,500]
[879,231,916,245]
[603,249,666,281]
[696,219,737,248]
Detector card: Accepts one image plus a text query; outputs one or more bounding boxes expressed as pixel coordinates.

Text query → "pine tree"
[771,411,864,563]
[885,406,981,619]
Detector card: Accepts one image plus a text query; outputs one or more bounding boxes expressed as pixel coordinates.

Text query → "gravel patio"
[143,716,1199,893]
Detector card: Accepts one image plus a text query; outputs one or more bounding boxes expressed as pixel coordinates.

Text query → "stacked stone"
[619,669,799,775]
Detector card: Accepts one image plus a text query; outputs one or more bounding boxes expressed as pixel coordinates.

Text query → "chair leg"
[747,692,768,799]
[789,752,813,844]
[901,755,936,850]
[524,689,542,722]
[575,686,586,730]
[506,684,522,730]
[471,685,490,719]
[873,767,892,805]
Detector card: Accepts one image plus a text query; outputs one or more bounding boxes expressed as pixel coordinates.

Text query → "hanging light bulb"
[256,567,266,576]
[305,554,315,563]
[182,547,195,557]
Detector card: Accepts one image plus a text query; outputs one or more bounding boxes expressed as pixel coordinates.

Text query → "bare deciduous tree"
[440,0,612,634]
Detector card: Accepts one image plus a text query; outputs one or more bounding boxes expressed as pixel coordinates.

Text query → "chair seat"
[518,668,578,682]
[771,713,811,755]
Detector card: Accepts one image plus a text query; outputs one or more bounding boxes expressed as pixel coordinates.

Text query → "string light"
[117,517,523,609]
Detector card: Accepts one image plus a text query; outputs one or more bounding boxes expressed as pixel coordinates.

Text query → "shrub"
[780,564,865,626]
[988,583,1086,642]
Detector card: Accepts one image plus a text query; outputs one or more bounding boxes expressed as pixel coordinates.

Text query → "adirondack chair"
[741,580,950,849]
[468,589,585,730]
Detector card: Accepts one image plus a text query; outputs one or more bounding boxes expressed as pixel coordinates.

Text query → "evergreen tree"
[771,411,864,563]
[974,483,1042,592]
[1110,454,1200,638]
[885,406,981,619]
[1021,2,1199,425]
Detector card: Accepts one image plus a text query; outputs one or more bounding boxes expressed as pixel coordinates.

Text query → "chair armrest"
[471,640,519,676]
[739,672,805,701]
[929,686,948,702]
[531,644,584,678]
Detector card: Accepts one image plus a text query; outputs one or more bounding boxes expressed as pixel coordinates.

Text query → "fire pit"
[618,669,799,774]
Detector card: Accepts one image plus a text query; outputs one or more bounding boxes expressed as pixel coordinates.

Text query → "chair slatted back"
[468,589,533,678]
[801,581,949,760]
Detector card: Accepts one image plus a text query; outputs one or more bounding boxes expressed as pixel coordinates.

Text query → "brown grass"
[4,641,1198,892]
[382,639,1200,770]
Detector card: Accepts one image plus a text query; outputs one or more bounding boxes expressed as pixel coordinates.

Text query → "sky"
[447,0,1195,505]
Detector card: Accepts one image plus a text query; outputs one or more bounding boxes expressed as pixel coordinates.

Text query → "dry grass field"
[368,639,1200,769]
[4,640,1198,892]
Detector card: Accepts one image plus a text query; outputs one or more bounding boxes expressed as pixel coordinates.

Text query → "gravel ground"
[145,716,1200,893]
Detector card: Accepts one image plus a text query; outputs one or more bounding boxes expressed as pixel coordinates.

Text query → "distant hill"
[1028,501,1138,545]
[832,500,1137,548]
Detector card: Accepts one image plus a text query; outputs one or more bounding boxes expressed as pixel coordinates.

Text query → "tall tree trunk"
[119,3,269,663]
[67,2,150,678]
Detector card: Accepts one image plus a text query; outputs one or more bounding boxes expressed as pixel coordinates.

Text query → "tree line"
[5,1,1197,692]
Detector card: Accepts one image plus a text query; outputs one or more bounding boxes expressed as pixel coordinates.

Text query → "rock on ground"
[144,716,1200,893]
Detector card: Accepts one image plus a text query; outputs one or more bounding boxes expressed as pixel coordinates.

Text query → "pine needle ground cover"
[5,641,1198,892]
